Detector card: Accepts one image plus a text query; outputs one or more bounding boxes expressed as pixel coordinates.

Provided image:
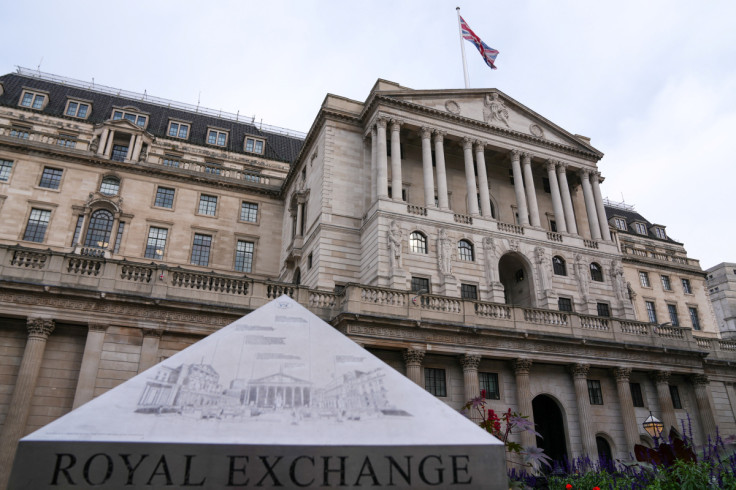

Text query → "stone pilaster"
[462,138,480,216]
[370,126,377,202]
[138,328,163,374]
[390,119,403,201]
[460,354,482,402]
[570,363,597,458]
[475,141,492,218]
[433,131,449,210]
[376,118,388,198]
[420,127,435,208]
[651,370,678,435]
[557,163,578,235]
[522,153,541,227]
[403,349,425,387]
[72,323,108,409]
[513,358,536,449]
[691,374,717,442]
[510,150,529,225]
[613,367,641,453]
[546,160,567,232]
[591,172,611,241]
[579,169,602,241]
[0,318,55,489]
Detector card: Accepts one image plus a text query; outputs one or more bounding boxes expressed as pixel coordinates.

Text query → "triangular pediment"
[377,86,601,156]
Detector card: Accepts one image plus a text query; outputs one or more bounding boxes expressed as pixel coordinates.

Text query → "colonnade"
[401,349,718,459]
[367,117,612,241]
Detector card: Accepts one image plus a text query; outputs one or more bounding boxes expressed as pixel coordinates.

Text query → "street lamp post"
[642,411,664,442]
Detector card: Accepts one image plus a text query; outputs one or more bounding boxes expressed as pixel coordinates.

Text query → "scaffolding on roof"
[603,197,636,211]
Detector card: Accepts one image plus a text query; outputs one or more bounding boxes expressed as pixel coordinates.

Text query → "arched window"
[596,436,613,463]
[84,209,114,249]
[458,240,474,261]
[553,256,567,276]
[99,176,120,196]
[590,262,604,282]
[409,231,427,254]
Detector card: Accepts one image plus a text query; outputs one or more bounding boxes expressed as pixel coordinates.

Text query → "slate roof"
[0,72,304,164]
[604,205,681,244]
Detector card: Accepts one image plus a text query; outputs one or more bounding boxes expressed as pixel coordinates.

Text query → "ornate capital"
[460,354,481,371]
[88,323,108,333]
[403,349,425,367]
[545,159,557,172]
[690,373,709,385]
[613,367,632,382]
[462,137,473,150]
[650,370,671,384]
[390,119,402,132]
[420,127,433,140]
[432,130,445,143]
[510,149,521,162]
[578,168,591,179]
[569,363,590,378]
[512,358,532,375]
[376,118,387,130]
[27,318,55,339]
[556,162,568,173]
[474,140,486,152]
[521,152,533,163]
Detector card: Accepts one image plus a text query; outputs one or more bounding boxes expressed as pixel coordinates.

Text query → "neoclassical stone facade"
[0,69,733,486]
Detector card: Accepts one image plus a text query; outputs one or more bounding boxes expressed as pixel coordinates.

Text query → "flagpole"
[456,7,470,89]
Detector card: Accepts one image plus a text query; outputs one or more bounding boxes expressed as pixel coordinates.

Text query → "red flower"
[565,485,572,490]
[593,487,600,490]
[480,389,486,398]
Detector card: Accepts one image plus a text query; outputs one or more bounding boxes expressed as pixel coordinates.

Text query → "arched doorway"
[596,435,613,462]
[498,252,534,306]
[532,394,568,466]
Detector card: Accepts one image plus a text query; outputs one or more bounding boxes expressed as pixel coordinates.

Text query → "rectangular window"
[204,163,221,175]
[245,137,265,154]
[597,303,610,317]
[630,383,644,407]
[669,385,682,409]
[639,271,650,288]
[235,240,254,273]
[634,223,647,235]
[479,372,500,400]
[198,194,218,216]
[190,233,212,266]
[587,380,603,405]
[661,275,672,291]
[654,227,667,239]
[145,227,168,259]
[307,253,313,269]
[558,297,573,312]
[207,129,228,146]
[167,121,190,139]
[667,304,679,326]
[65,100,90,119]
[71,215,84,245]
[154,187,175,208]
[39,167,63,189]
[23,208,51,242]
[424,368,446,397]
[20,91,46,109]
[113,110,147,127]
[681,279,692,294]
[460,284,478,300]
[113,222,125,254]
[411,277,430,294]
[0,159,13,181]
[111,144,129,162]
[163,156,180,167]
[56,134,76,148]
[240,202,258,222]
[689,307,700,330]
[614,217,627,231]
[645,301,657,324]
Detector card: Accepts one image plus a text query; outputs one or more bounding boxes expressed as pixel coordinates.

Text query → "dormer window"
[112,109,147,128]
[167,121,190,139]
[613,217,627,231]
[19,89,48,110]
[207,129,228,147]
[245,137,265,154]
[654,227,666,239]
[65,100,91,119]
[633,222,647,235]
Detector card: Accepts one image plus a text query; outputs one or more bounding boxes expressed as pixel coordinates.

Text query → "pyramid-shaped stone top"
[11,296,505,489]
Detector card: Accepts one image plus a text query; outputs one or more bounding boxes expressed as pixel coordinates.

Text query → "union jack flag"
[460,15,499,70]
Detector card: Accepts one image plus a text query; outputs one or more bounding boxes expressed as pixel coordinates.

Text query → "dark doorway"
[498,252,534,306]
[532,394,568,466]
[596,436,612,462]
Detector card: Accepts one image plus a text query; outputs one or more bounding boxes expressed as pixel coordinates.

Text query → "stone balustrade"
[621,245,700,268]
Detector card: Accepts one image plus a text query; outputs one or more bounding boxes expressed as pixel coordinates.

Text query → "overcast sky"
[1,0,733,269]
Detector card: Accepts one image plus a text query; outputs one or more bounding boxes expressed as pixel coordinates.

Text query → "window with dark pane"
[23,208,51,242]
[411,277,430,294]
[145,227,168,259]
[558,297,573,312]
[553,256,567,276]
[587,380,603,405]
[154,187,175,208]
[460,284,477,300]
[241,202,258,222]
[83,209,114,249]
[630,383,644,407]
[198,194,218,216]
[597,303,610,317]
[39,167,63,189]
[479,372,500,400]
[458,239,474,261]
[113,222,125,254]
[669,385,682,409]
[424,368,446,397]
[235,240,254,273]
[409,231,427,254]
[99,176,120,196]
[590,262,603,282]
[190,233,212,266]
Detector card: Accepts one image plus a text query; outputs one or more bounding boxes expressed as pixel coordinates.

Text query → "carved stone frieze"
[444,100,461,115]
[483,93,510,128]
[529,124,544,138]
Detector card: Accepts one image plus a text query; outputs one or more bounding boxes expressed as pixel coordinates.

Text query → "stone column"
[103,130,115,158]
[651,370,678,435]
[557,163,578,235]
[691,374,718,441]
[295,203,304,237]
[462,138,480,216]
[131,134,144,161]
[376,119,389,199]
[127,133,137,160]
[96,128,109,155]
[403,349,425,387]
[475,141,492,217]
[390,119,403,201]
[579,169,602,240]
[72,323,107,409]
[433,131,449,210]
[591,172,612,241]
[370,127,378,202]
[462,354,482,422]
[0,318,55,488]
[546,160,567,233]
[139,328,163,374]
[513,358,536,449]
[510,150,529,225]
[522,153,541,227]
[421,127,436,208]
[570,363,597,458]
[613,367,641,453]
